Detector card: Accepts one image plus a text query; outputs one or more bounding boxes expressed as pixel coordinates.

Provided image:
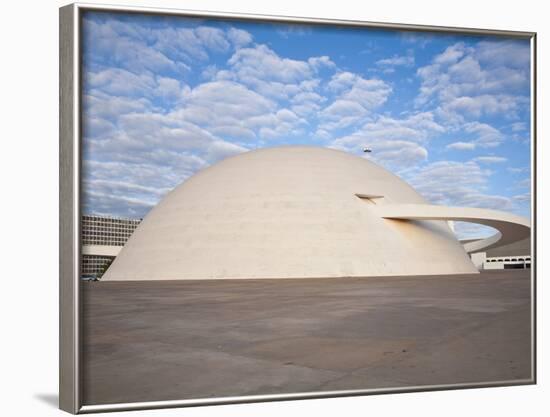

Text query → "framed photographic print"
[59,2,536,414]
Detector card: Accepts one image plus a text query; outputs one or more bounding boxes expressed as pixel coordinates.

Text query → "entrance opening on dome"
[355,194,385,205]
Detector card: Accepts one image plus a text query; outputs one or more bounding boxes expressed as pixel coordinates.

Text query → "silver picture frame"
[59,2,537,414]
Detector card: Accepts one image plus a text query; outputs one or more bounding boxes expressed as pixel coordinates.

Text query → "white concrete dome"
[103,146,487,280]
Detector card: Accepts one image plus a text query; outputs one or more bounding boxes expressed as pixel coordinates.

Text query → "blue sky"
[81,11,532,239]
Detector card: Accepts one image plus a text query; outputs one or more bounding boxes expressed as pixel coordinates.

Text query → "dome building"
[102,146,530,280]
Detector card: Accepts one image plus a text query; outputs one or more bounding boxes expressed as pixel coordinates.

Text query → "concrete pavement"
[82,270,532,405]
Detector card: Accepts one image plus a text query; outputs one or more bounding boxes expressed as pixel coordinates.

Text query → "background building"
[468,238,531,270]
[81,215,141,277]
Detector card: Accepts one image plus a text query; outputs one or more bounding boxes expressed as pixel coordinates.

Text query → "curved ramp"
[374,204,530,253]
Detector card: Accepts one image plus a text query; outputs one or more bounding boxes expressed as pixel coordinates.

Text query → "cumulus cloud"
[332,112,443,147]
[85,68,156,96]
[83,90,153,121]
[415,40,530,124]
[473,156,508,164]
[83,15,255,78]
[375,51,415,73]
[228,44,313,84]
[80,13,531,226]
[463,122,504,148]
[475,40,531,69]
[308,56,336,70]
[365,140,428,168]
[446,141,476,151]
[511,122,527,132]
[209,44,335,104]
[320,72,392,129]
[514,178,531,189]
[84,19,182,75]
[376,54,415,67]
[439,94,525,121]
[507,166,529,174]
[82,155,208,218]
[227,27,253,47]
[512,192,531,204]
[330,112,443,170]
[404,159,522,238]
[276,24,313,38]
[177,80,276,122]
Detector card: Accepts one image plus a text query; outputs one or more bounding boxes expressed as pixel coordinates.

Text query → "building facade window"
[81,214,142,277]
[81,255,115,277]
[81,214,142,246]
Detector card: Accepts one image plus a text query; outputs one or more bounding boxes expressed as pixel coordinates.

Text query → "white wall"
[82,245,122,257]
[470,252,487,269]
[1,1,546,416]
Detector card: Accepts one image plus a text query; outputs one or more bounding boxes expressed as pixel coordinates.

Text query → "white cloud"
[439,94,524,120]
[227,27,253,47]
[365,140,428,168]
[84,90,152,121]
[291,103,321,117]
[511,122,527,132]
[446,141,476,151]
[335,112,443,145]
[109,113,219,152]
[507,166,528,174]
[341,78,392,106]
[313,128,332,140]
[83,117,117,140]
[473,156,508,164]
[291,91,325,105]
[514,178,531,189]
[228,44,313,84]
[209,125,256,141]
[376,53,414,68]
[330,112,443,170]
[84,17,255,79]
[415,40,530,124]
[276,24,313,38]
[329,140,428,171]
[86,68,156,96]
[179,80,276,120]
[408,160,494,204]
[320,72,392,129]
[322,99,368,118]
[163,79,308,143]
[194,27,231,52]
[84,19,188,75]
[308,56,336,70]
[82,155,208,218]
[400,32,434,48]
[215,44,334,103]
[85,70,188,112]
[434,43,468,65]
[205,140,248,162]
[475,40,531,69]
[155,76,184,101]
[512,192,531,204]
[464,122,504,148]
